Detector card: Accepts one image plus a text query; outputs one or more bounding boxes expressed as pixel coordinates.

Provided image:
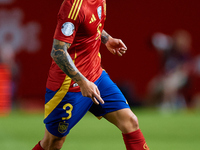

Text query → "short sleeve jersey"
[46,0,106,92]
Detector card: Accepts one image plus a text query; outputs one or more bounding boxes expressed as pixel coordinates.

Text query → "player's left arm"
[101,30,127,56]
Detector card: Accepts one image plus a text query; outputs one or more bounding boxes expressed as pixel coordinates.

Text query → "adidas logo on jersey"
[89,14,96,23]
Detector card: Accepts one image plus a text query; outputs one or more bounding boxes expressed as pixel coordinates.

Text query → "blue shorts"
[44,70,130,137]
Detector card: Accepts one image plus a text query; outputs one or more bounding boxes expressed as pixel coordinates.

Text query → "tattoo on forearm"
[51,40,85,83]
[101,30,110,44]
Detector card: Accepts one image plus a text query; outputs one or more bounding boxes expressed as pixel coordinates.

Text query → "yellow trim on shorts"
[44,76,72,119]
[45,51,78,119]
[45,51,77,119]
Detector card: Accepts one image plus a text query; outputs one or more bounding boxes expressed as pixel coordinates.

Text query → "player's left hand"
[105,37,127,56]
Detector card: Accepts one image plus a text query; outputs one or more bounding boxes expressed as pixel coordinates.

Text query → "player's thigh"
[90,71,130,117]
[44,89,93,137]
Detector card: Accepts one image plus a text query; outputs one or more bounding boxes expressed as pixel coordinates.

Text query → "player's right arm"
[51,39,104,105]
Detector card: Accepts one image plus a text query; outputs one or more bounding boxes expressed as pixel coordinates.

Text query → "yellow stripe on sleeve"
[71,0,80,20]
[68,0,77,19]
[68,0,83,20]
[74,0,83,20]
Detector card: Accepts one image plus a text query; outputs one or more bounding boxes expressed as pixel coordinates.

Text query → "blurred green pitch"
[0,108,199,150]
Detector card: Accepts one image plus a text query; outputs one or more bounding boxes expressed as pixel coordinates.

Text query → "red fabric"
[47,0,106,92]
[122,129,149,150]
[32,142,44,150]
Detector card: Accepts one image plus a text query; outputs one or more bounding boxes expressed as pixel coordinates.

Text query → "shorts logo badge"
[97,6,102,19]
[58,121,69,134]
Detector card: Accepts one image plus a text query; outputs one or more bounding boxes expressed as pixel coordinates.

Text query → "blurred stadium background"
[0,0,200,149]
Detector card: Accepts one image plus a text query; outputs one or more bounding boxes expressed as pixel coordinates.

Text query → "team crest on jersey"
[58,121,69,134]
[61,22,75,36]
[97,6,102,19]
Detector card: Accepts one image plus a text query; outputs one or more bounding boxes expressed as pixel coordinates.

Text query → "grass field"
[0,108,200,150]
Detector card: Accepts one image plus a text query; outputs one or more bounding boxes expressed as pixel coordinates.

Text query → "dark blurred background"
[1,0,200,115]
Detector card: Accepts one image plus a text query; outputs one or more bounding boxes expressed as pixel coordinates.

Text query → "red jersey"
[46,0,106,92]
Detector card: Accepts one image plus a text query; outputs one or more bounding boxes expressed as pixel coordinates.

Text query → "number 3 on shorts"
[62,103,73,120]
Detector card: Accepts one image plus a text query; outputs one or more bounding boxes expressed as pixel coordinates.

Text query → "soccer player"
[33,0,149,150]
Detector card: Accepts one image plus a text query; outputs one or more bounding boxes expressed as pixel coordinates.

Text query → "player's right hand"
[78,80,104,105]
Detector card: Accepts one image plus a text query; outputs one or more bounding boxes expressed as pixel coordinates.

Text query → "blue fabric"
[44,70,130,137]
